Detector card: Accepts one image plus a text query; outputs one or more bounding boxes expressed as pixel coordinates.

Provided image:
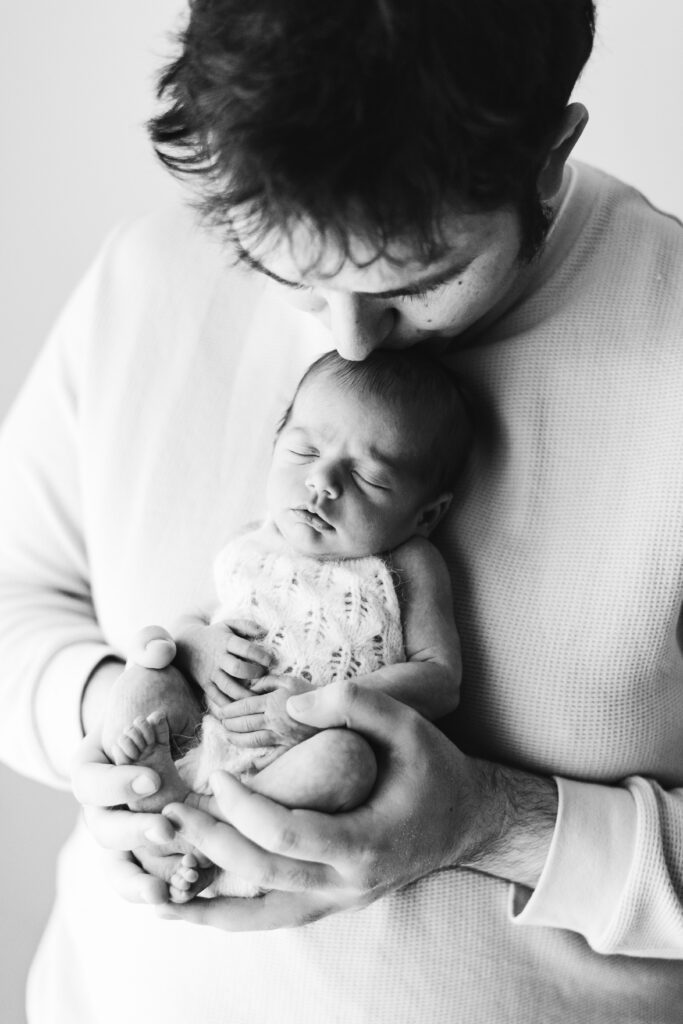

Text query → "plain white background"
[0,2,681,1020]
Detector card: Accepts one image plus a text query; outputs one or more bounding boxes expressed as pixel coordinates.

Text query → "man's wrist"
[80,656,125,737]
[459,758,558,889]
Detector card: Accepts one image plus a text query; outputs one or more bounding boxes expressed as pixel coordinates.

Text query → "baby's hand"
[175,618,274,712]
[216,676,319,749]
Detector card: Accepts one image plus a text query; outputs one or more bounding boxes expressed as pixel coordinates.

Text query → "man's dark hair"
[149,0,596,264]
[279,349,472,496]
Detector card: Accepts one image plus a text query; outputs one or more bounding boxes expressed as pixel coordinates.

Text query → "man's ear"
[538,102,589,200]
[415,493,453,537]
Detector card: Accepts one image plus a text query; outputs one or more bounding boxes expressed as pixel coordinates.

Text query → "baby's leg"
[246,728,377,811]
[206,729,377,898]
[111,710,217,902]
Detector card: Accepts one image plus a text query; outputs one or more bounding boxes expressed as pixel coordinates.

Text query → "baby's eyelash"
[288,448,317,458]
[352,470,389,490]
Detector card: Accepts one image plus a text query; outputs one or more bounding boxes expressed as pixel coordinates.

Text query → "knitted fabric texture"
[178,532,404,788]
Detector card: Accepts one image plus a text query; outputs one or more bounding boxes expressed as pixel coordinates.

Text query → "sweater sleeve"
[0,235,124,788]
[512,774,683,957]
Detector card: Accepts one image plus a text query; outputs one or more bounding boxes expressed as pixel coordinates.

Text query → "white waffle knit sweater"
[1,162,683,1023]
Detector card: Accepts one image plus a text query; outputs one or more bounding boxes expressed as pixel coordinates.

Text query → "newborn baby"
[104,348,470,900]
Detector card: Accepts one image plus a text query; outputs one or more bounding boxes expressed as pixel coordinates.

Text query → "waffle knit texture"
[180,530,403,785]
[1,163,683,1022]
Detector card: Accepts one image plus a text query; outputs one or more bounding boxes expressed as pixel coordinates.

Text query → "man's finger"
[204,770,366,865]
[72,756,161,808]
[107,850,169,905]
[156,888,346,931]
[162,800,335,891]
[84,805,175,850]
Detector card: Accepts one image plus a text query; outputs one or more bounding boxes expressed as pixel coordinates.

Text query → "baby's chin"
[272,518,370,561]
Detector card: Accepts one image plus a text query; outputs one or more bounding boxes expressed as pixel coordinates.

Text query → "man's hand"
[73,658,206,904]
[71,731,177,904]
[153,682,557,932]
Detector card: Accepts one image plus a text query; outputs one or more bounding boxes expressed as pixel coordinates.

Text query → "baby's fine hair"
[280,349,472,496]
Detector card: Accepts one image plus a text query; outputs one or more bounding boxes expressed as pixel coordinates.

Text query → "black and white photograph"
[1,2,682,1021]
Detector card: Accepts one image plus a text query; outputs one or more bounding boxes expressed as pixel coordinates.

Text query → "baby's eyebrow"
[234,243,471,299]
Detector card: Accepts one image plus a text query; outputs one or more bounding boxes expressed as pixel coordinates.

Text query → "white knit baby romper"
[177,530,405,791]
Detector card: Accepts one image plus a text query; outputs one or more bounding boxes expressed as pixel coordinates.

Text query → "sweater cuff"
[511,776,638,947]
[33,643,117,785]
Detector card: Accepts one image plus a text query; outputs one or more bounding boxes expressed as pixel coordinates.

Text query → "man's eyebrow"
[234,243,470,299]
[235,244,306,290]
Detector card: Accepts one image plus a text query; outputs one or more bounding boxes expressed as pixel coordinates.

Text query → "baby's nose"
[305,465,342,500]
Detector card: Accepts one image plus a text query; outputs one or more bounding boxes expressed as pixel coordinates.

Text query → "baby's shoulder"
[386,536,449,588]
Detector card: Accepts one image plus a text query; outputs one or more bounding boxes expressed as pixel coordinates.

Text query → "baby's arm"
[172,612,277,711]
[364,536,461,720]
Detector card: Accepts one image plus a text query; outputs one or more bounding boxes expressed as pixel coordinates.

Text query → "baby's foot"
[168,852,217,903]
[111,709,191,813]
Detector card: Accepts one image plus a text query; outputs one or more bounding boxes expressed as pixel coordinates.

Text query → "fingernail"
[132,775,158,796]
[144,826,169,844]
[287,691,316,713]
[162,809,183,832]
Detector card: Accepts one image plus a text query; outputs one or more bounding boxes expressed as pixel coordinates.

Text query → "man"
[3,1,683,1020]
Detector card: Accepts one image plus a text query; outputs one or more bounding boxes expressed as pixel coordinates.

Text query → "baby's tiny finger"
[213,673,253,702]
[225,619,267,641]
[225,632,272,670]
[203,678,232,708]
[219,694,265,719]
[222,652,269,681]
[221,712,266,733]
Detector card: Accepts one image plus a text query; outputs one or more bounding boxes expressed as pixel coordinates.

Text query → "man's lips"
[291,506,334,532]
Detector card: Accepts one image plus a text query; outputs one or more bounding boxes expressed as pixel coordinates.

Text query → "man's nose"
[305,462,342,500]
[325,292,396,361]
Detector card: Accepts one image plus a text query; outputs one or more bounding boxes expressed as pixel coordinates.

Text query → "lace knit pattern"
[178,533,404,788]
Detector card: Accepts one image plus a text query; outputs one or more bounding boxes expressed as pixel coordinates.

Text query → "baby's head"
[267,349,471,559]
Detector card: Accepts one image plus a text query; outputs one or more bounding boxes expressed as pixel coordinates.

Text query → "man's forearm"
[459,759,558,889]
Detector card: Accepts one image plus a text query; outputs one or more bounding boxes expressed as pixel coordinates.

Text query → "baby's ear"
[415,492,453,537]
